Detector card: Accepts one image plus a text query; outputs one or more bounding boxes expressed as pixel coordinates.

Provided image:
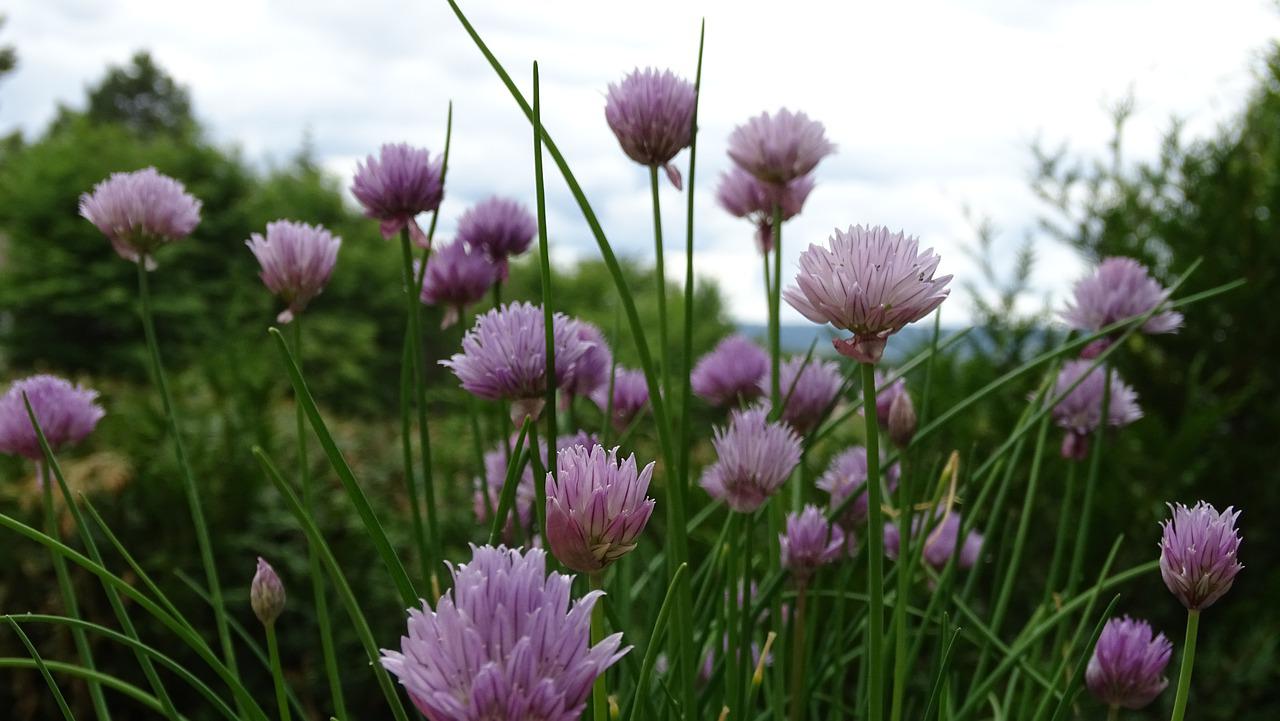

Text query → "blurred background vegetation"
[0,25,1276,720]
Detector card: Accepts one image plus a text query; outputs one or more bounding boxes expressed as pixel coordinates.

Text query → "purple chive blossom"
[420,240,500,328]
[604,67,697,189]
[0,375,105,461]
[250,557,286,625]
[780,504,845,582]
[770,356,842,433]
[727,108,835,186]
[1086,615,1173,710]
[691,334,770,407]
[817,447,900,530]
[441,302,591,424]
[717,166,816,253]
[872,371,908,426]
[382,545,628,721]
[884,511,983,571]
[351,143,444,239]
[456,197,538,280]
[563,321,612,400]
[1049,360,1143,461]
[700,407,801,513]
[473,434,546,539]
[786,226,951,364]
[245,220,341,324]
[557,430,601,454]
[1063,257,1183,342]
[545,444,656,575]
[591,367,650,431]
[79,167,202,269]
[1158,501,1243,611]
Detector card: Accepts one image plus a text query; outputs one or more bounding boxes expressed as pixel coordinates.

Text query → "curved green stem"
[292,320,346,720]
[649,165,670,399]
[264,622,290,721]
[770,204,783,407]
[1067,363,1111,598]
[861,362,885,721]
[533,62,558,485]
[137,260,237,686]
[1169,610,1200,721]
[590,573,609,721]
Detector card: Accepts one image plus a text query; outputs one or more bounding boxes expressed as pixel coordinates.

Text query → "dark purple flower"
[770,356,842,433]
[717,167,815,253]
[727,108,834,186]
[246,220,341,324]
[691,334,769,407]
[351,143,444,239]
[817,447,900,530]
[250,557,285,625]
[785,226,951,364]
[80,167,202,269]
[546,445,656,574]
[699,407,801,513]
[562,321,612,400]
[604,67,697,188]
[0,375,105,460]
[456,197,538,279]
[591,367,650,431]
[1049,360,1142,460]
[780,504,845,582]
[1086,615,1172,710]
[382,545,627,721]
[884,511,983,571]
[441,302,591,423]
[1159,501,1243,610]
[1062,257,1183,336]
[420,240,500,328]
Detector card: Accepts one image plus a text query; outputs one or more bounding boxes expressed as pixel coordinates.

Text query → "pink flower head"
[441,302,592,424]
[545,444,656,574]
[457,196,538,279]
[250,557,286,625]
[1158,501,1243,610]
[382,545,628,721]
[1086,615,1172,710]
[604,67,697,188]
[817,446,900,530]
[780,504,845,582]
[1049,360,1142,460]
[420,240,500,328]
[1062,257,1183,336]
[351,143,443,238]
[727,108,834,186]
[699,407,801,513]
[591,367,650,431]
[691,334,769,407]
[246,220,341,324]
[785,226,951,364]
[770,356,842,433]
[80,167,202,269]
[0,375,105,460]
[717,166,815,253]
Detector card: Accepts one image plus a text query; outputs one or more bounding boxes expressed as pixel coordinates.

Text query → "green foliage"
[0,15,16,82]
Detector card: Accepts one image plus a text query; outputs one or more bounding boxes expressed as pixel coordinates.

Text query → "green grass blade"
[7,617,76,721]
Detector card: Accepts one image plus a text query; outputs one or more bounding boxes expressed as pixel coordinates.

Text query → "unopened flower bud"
[251,557,285,625]
[888,391,917,449]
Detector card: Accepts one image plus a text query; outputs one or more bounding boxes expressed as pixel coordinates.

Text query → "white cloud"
[3,0,1277,324]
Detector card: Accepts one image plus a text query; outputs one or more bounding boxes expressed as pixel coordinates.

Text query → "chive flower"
[884,511,983,571]
[79,167,202,269]
[770,356,842,433]
[246,220,341,324]
[0,375,105,460]
[1049,360,1142,460]
[785,225,951,364]
[351,143,444,238]
[691,334,769,407]
[1159,501,1243,610]
[1063,257,1183,337]
[1086,615,1172,710]
[562,320,612,400]
[456,196,538,279]
[604,68,697,189]
[780,505,845,582]
[717,167,815,253]
[420,240,500,328]
[699,407,801,512]
[250,557,286,625]
[727,108,834,186]
[591,367,650,431]
[545,444,656,575]
[382,545,627,721]
[817,446,900,530]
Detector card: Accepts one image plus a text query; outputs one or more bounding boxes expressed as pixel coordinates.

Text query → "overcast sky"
[4,0,1278,324]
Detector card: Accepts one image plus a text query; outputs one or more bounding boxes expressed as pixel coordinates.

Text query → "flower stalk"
[1169,609,1200,721]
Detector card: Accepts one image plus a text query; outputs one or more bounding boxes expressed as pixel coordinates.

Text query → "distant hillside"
[737,323,971,364]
